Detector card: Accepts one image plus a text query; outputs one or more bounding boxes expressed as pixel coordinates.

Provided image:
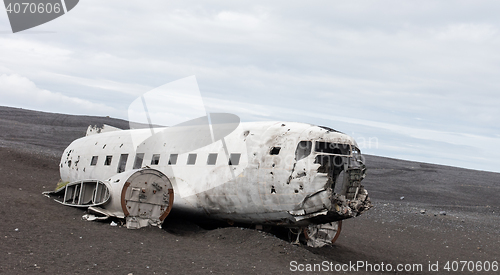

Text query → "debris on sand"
[420,209,426,214]
[82,214,97,221]
[400,196,405,200]
[439,211,447,215]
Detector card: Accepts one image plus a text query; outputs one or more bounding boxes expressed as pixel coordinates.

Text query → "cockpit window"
[295,141,312,161]
[352,147,360,158]
[315,142,351,155]
[352,146,364,164]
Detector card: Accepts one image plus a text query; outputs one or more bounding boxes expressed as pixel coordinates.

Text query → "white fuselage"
[60,121,370,226]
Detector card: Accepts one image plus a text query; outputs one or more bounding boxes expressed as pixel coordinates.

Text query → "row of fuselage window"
[89,152,242,172]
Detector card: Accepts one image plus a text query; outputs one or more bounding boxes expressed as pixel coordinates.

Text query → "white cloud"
[45,72,152,96]
[433,23,498,42]
[0,74,118,116]
[215,10,265,29]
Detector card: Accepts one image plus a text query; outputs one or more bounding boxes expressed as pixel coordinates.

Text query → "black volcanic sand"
[1,106,499,274]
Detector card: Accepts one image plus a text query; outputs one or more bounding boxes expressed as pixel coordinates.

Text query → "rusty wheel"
[330,220,342,244]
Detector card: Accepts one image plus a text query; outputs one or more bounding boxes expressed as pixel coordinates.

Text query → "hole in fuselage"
[270,147,281,155]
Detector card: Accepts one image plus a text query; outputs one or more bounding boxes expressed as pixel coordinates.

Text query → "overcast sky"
[1,1,499,172]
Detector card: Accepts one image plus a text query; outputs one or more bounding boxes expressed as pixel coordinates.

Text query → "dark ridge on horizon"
[0,105,131,129]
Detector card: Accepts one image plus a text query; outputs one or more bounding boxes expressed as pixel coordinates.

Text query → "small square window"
[207,153,218,165]
[228,153,241,166]
[151,154,160,165]
[133,153,144,169]
[168,154,178,165]
[90,156,98,166]
[187,154,197,165]
[104,155,112,166]
[117,154,128,173]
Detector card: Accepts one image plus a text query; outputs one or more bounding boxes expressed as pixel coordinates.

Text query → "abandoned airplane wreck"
[46,115,372,247]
